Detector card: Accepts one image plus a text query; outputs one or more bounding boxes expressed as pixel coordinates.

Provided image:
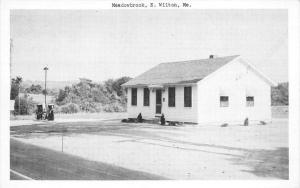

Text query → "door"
[156,89,162,114]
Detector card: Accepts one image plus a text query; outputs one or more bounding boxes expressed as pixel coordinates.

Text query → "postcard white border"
[1,0,299,188]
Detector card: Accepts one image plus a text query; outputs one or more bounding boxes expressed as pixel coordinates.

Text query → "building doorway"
[156,89,162,114]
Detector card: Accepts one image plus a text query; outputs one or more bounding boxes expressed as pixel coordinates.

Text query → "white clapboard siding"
[127,85,198,122]
[162,85,198,122]
[197,58,272,124]
[125,56,274,125]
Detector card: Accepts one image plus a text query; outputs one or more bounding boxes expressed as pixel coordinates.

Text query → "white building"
[122,55,276,125]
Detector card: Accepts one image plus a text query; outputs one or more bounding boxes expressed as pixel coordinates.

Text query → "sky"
[10,9,288,83]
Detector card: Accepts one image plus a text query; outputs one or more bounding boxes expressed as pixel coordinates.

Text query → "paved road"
[10,139,167,180]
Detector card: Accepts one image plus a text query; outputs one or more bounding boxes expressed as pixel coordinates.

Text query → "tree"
[42,89,48,95]
[14,95,37,115]
[271,82,289,106]
[104,79,114,94]
[91,86,109,104]
[10,76,22,100]
[53,76,131,113]
[25,84,42,94]
[112,76,131,96]
[56,89,67,104]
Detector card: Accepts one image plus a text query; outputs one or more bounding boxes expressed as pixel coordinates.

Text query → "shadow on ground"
[10,120,180,139]
[10,121,138,138]
[228,147,289,179]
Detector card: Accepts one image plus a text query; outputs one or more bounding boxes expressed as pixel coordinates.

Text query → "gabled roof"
[122,55,240,87]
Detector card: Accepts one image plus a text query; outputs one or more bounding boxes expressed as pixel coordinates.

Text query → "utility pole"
[43,67,48,109]
[18,85,20,115]
[10,39,13,80]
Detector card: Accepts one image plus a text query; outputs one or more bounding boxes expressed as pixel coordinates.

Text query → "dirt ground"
[10,112,127,121]
[10,112,288,180]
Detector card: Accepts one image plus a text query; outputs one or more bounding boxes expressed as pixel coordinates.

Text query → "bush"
[59,103,80,114]
[103,102,125,112]
[14,95,37,115]
[87,103,103,113]
[94,103,103,112]
[53,77,130,113]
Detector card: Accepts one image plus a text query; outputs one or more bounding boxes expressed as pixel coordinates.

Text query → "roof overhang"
[122,82,198,88]
[148,84,164,89]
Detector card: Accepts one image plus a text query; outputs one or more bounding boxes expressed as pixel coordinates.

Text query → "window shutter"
[168,87,175,107]
[184,87,192,107]
[143,88,149,106]
[131,88,137,106]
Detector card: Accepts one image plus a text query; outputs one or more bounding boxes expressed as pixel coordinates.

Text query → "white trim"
[122,83,197,88]
[238,58,277,86]
[148,84,164,89]
[197,56,277,87]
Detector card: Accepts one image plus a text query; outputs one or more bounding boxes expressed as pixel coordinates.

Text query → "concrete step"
[143,118,160,124]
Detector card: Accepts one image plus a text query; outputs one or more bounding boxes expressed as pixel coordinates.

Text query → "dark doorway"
[156,89,162,114]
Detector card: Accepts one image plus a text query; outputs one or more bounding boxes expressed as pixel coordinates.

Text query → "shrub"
[88,103,103,113]
[53,105,60,113]
[56,89,67,104]
[53,77,131,113]
[103,102,125,112]
[14,95,37,115]
[102,105,114,112]
[59,103,80,114]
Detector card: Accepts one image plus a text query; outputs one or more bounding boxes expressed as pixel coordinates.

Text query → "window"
[131,88,137,106]
[168,87,176,107]
[143,88,150,106]
[246,96,254,107]
[184,87,192,107]
[220,96,229,107]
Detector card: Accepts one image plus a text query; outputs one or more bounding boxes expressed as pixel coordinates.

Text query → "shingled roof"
[122,55,240,87]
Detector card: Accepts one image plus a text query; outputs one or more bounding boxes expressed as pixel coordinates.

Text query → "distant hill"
[22,80,78,89]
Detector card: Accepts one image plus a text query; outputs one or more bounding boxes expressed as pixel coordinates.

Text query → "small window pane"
[131,88,137,106]
[168,87,175,107]
[246,96,254,107]
[143,88,149,106]
[220,96,229,107]
[184,87,192,107]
